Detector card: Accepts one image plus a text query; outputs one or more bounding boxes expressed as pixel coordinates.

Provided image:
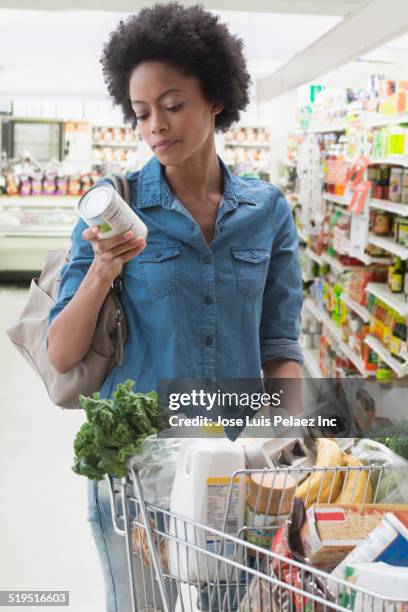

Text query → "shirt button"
[205,335,213,346]
[203,255,212,264]
[204,296,213,305]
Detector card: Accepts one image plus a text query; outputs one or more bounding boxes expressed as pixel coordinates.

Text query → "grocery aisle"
[0,284,105,612]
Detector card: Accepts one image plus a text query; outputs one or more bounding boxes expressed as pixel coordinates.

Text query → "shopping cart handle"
[104,474,126,536]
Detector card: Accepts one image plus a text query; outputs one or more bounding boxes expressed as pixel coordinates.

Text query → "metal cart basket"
[106,462,407,612]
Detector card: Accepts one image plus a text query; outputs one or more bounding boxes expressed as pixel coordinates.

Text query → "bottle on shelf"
[388,256,405,294]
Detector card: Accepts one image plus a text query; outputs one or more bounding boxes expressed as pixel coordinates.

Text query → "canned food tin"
[77,184,148,240]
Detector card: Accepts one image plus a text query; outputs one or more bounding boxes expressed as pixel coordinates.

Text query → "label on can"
[77,184,147,240]
[244,504,288,550]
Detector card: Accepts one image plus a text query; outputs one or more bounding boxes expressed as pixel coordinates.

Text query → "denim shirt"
[48,155,303,398]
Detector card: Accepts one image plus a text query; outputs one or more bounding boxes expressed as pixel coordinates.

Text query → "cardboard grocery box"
[304,503,408,570]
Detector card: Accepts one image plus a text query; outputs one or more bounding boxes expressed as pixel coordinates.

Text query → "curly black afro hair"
[100,2,251,132]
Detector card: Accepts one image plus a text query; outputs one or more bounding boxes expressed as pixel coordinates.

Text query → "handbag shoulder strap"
[106,173,131,205]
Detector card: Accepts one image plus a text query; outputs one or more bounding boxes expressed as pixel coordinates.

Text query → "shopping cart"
[105,462,407,611]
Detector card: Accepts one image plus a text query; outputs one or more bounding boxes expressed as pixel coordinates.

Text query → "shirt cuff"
[260,338,304,366]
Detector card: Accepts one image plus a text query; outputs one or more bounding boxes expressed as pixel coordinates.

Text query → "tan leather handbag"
[6,174,129,409]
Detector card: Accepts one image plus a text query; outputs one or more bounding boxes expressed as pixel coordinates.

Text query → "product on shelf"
[346,266,388,306]
[5,171,19,195]
[31,172,43,196]
[67,174,81,196]
[388,256,405,293]
[43,171,57,195]
[370,209,392,236]
[224,126,271,180]
[389,166,404,202]
[19,173,31,196]
[368,294,408,364]
[394,216,408,247]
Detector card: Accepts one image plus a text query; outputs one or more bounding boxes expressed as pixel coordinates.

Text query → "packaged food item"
[331,512,408,581]
[340,562,408,611]
[19,173,31,196]
[56,174,68,196]
[389,166,403,202]
[0,173,7,195]
[241,498,334,611]
[43,171,56,195]
[169,438,246,582]
[401,168,408,204]
[68,174,81,196]
[245,472,296,551]
[376,359,394,386]
[77,184,148,240]
[395,216,408,247]
[30,172,43,195]
[389,257,405,293]
[271,499,334,611]
[370,210,392,236]
[304,503,408,571]
[80,173,92,194]
[241,437,316,470]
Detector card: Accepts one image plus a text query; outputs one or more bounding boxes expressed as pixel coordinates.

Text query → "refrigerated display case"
[0,196,76,275]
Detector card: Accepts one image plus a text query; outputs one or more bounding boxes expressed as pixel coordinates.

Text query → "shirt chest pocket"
[232,247,270,298]
[138,245,181,296]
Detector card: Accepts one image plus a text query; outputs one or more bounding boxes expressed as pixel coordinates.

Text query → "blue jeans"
[87,478,175,612]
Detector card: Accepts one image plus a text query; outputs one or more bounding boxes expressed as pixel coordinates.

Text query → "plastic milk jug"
[169,438,246,583]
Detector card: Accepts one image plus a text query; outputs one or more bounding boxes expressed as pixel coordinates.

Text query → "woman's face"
[129,61,222,165]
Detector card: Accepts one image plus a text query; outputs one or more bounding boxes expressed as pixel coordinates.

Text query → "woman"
[47,3,303,610]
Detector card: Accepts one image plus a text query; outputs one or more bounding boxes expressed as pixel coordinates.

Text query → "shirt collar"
[134,154,257,209]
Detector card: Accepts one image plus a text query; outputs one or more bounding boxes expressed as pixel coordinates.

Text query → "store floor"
[0,284,105,612]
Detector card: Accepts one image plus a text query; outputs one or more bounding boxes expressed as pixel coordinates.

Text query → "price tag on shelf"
[350,214,369,260]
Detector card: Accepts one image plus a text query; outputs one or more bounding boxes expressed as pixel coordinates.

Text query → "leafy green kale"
[72,379,168,480]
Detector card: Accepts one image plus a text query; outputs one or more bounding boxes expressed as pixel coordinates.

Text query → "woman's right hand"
[83,226,146,283]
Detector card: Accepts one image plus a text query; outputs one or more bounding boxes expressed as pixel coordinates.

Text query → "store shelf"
[302,349,322,378]
[224,141,270,148]
[308,124,346,133]
[297,227,308,243]
[341,294,370,322]
[369,157,408,168]
[369,198,408,217]
[305,248,324,265]
[0,197,77,209]
[322,192,350,207]
[323,253,357,273]
[0,226,72,237]
[339,340,373,377]
[303,298,323,322]
[302,271,316,283]
[366,282,408,316]
[362,113,408,128]
[368,233,408,260]
[303,298,370,375]
[364,335,408,378]
[92,141,138,149]
[319,308,342,342]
